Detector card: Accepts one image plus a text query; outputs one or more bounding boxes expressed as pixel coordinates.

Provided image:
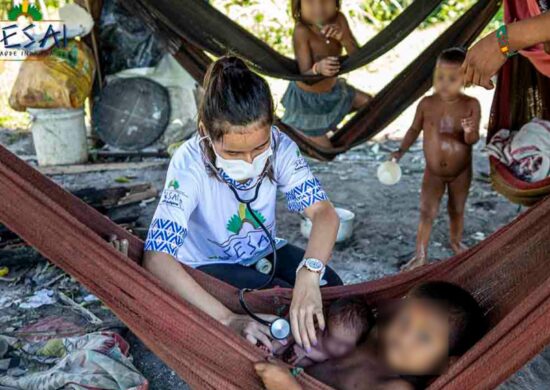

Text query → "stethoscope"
[200,136,291,341]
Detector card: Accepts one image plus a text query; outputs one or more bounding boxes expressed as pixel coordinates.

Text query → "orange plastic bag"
[9,40,95,111]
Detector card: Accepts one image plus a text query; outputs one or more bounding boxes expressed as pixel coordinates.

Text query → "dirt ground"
[2,130,550,389]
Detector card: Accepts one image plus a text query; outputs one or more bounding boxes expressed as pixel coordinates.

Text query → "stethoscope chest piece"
[270,317,291,340]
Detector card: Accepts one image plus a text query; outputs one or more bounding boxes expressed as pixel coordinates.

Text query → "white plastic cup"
[377,160,402,186]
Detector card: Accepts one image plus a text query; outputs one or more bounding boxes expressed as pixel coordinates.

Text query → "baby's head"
[434,47,466,99]
[382,281,485,376]
[292,0,340,25]
[324,297,373,358]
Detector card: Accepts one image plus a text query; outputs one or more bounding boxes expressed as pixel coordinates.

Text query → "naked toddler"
[392,48,481,270]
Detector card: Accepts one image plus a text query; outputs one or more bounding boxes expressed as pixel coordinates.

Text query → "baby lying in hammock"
[256,281,486,390]
[276,297,373,367]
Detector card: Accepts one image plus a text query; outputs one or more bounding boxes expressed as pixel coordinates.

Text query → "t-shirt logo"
[167,179,180,190]
[294,149,308,171]
[160,179,187,210]
[226,203,266,234]
[207,203,272,262]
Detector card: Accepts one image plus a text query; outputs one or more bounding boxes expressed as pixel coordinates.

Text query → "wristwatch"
[296,258,326,281]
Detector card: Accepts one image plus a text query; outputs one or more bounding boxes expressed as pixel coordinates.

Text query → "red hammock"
[1,139,550,390]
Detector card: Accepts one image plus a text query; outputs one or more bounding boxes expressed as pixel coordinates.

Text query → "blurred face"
[324,320,361,358]
[433,61,463,99]
[382,299,450,375]
[299,0,338,25]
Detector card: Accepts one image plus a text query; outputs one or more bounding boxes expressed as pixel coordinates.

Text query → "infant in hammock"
[260,281,487,390]
[277,297,373,367]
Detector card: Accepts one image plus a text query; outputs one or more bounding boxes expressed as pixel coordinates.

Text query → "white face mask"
[212,141,273,182]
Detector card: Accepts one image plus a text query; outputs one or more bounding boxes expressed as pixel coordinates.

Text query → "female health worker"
[143,56,343,353]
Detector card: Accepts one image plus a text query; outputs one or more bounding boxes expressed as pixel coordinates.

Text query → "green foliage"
[422,0,476,27]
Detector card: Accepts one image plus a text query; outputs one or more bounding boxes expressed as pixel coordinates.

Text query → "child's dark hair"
[291,0,341,22]
[408,281,486,356]
[437,47,467,65]
[199,56,274,141]
[328,297,374,340]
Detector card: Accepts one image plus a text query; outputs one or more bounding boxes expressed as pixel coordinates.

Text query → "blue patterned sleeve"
[275,131,329,213]
[144,148,200,257]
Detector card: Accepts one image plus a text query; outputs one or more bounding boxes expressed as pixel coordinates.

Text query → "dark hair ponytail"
[198,56,274,142]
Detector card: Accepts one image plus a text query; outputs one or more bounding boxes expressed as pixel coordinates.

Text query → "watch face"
[305,258,323,272]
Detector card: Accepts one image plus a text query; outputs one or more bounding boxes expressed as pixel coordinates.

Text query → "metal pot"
[300,207,355,243]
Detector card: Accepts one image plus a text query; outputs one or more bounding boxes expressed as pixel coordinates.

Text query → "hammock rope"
[1,140,550,389]
[127,0,445,82]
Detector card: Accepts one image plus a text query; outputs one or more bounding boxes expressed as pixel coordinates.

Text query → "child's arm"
[322,13,359,55]
[255,361,303,390]
[294,24,340,77]
[391,99,426,161]
[461,98,481,145]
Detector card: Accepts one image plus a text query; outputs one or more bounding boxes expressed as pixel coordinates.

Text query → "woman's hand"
[226,313,280,352]
[462,32,507,89]
[315,57,340,77]
[321,24,343,42]
[290,270,324,353]
[255,360,302,390]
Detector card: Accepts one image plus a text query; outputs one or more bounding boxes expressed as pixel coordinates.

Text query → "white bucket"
[28,108,88,166]
[301,207,355,243]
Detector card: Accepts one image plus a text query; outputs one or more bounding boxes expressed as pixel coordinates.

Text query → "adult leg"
[268,244,343,287]
[402,169,446,271]
[197,263,292,289]
[447,166,472,254]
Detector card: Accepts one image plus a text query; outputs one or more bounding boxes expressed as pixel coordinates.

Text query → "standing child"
[281,0,372,148]
[392,48,481,270]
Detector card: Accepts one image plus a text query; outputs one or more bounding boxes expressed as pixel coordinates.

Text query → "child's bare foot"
[450,241,468,255]
[401,255,427,271]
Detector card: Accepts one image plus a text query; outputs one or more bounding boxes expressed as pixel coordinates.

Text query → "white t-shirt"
[144,127,329,268]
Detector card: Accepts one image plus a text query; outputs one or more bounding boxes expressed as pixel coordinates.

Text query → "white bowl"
[377,160,402,186]
[300,207,355,243]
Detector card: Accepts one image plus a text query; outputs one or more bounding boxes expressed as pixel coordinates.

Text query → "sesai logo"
[1,0,67,61]
[167,179,180,190]
[7,0,42,22]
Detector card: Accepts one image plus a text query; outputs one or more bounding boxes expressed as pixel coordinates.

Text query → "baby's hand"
[315,57,340,77]
[461,116,476,134]
[288,344,307,365]
[321,24,343,42]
